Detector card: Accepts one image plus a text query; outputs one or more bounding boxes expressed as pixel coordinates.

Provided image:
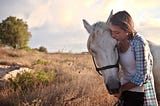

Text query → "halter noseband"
[92,45,120,76]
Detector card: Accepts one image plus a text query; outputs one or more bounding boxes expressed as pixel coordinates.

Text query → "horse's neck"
[148,40,160,100]
[148,40,160,55]
[148,40,160,68]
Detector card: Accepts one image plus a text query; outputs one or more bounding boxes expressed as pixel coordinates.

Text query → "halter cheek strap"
[91,46,120,76]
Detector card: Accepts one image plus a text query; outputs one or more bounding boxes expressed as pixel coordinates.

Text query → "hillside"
[0,48,117,106]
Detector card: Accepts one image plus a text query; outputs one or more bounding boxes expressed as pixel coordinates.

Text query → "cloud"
[26,1,52,28]
[1,0,160,52]
[139,18,160,29]
[129,0,160,9]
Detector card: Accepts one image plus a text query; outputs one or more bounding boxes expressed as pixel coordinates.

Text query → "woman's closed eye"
[112,31,120,35]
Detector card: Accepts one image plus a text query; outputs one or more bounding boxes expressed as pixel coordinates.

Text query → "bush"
[32,59,49,66]
[8,70,55,91]
[38,46,47,53]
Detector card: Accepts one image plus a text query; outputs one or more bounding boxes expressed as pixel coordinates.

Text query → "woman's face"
[109,23,129,41]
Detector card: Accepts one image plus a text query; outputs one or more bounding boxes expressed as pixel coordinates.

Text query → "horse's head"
[82,10,121,94]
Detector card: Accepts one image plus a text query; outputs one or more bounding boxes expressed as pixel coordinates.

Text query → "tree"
[0,16,31,48]
[38,46,48,53]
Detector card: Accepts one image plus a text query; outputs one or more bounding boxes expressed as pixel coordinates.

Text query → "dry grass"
[0,48,117,106]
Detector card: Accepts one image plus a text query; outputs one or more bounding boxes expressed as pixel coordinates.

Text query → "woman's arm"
[130,39,149,86]
[121,81,137,92]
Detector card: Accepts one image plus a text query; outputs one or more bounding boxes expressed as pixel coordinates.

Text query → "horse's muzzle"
[106,82,121,94]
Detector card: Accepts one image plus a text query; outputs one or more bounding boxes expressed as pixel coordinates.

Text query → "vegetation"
[0,48,117,106]
[38,46,47,53]
[9,70,54,91]
[0,16,31,49]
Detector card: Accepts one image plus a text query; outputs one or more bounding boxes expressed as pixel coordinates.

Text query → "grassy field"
[0,48,117,106]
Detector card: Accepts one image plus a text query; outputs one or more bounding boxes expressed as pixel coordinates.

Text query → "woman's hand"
[114,82,138,98]
[113,93,121,98]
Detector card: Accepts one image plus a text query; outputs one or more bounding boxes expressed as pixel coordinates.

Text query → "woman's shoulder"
[131,33,148,46]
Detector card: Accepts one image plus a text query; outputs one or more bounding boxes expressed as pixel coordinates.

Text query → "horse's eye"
[90,49,97,55]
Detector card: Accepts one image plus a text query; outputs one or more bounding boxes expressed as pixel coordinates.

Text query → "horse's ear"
[83,19,93,34]
[106,10,113,24]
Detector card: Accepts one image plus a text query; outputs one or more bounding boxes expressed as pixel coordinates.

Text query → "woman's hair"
[110,11,136,39]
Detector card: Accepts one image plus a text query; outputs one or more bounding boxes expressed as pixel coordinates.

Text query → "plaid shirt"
[130,34,158,106]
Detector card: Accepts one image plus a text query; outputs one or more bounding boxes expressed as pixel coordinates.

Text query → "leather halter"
[92,45,120,76]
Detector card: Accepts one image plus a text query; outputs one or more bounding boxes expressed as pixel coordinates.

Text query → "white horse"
[83,11,160,100]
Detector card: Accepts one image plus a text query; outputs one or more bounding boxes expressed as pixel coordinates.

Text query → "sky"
[0,0,160,53]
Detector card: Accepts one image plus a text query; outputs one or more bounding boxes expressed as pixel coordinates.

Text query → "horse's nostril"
[109,88,120,94]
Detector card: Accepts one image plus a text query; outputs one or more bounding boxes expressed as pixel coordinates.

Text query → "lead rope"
[113,100,121,106]
[113,96,124,106]
[113,43,122,106]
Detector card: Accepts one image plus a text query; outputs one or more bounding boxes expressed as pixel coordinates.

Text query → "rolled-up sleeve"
[130,41,149,86]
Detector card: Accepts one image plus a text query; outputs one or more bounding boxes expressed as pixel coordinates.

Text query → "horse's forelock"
[87,21,111,52]
[93,22,109,31]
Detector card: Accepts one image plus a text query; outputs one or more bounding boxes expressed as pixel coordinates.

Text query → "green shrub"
[36,71,49,85]
[38,46,47,53]
[8,71,35,91]
[21,46,33,51]
[32,59,49,66]
[8,70,55,91]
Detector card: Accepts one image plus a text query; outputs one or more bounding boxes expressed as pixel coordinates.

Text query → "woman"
[109,11,158,106]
